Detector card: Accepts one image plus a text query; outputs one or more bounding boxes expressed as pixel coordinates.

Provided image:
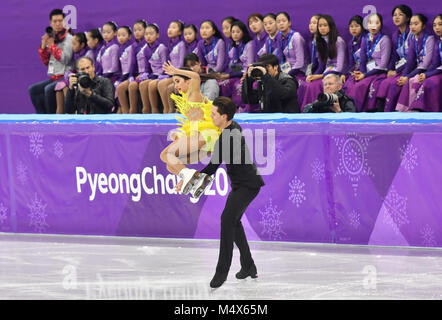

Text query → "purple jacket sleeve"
[214,39,226,72]
[288,33,306,72]
[334,37,347,74]
[196,40,208,66]
[102,44,120,76]
[406,36,435,78]
[425,41,442,78]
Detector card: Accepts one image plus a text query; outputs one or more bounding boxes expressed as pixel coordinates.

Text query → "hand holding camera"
[69,72,94,95]
[247,63,267,80]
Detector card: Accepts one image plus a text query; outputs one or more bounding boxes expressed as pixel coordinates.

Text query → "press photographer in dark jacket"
[241,53,299,113]
[65,57,115,114]
[303,73,356,113]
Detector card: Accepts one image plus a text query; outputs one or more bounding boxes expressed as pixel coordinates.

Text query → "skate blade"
[191,176,214,201]
[182,172,199,195]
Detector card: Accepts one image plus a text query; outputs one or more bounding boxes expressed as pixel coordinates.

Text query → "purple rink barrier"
[0,113,441,248]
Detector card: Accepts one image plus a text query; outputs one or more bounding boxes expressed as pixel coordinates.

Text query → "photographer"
[28,9,74,114]
[303,73,356,113]
[241,53,299,113]
[65,57,115,114]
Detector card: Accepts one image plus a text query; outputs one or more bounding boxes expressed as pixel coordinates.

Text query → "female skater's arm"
[163,60,203,102]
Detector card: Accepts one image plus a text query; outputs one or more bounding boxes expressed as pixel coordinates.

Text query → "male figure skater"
[176,96,264,288]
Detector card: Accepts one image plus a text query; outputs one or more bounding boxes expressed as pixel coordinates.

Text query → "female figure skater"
[159,61,221,196]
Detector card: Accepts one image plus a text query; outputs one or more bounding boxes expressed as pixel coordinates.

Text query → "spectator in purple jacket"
[117,21,146,113]
[158,20,186,113]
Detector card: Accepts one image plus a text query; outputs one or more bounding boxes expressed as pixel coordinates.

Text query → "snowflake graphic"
[0,202,7,225]
[53,140,63,159]
[415,85,424,101]
[399,143,418,174]
[311,158,325,183]
[29,132,44,159]
[27,193,49,233]
[333,133,374,196]
[16,161,28,185]
[420,224,437,247]
[259,198,286,241]
[268,138,284,163]
[288,176,306,207]
[348,209,360,230]
[381,186,409,235]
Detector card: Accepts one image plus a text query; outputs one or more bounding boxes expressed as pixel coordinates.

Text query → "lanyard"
[366,33,382,60]
[279,30,294,61]
[351,36,358,63]
[234,43,245,62]
[267,38,272,54]
[398,31,407,59]
[311,40,316,63]
[203,37,216,64]
[439,41,442,63]
[415,33,428,62]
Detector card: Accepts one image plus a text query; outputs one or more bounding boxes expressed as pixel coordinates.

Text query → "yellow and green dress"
[171,92,221,152]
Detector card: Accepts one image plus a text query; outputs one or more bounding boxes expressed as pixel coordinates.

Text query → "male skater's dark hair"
[212,96,237,121]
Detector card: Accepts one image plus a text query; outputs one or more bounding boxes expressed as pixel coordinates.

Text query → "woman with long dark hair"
[218,20,255,112]
[298,14,347,110]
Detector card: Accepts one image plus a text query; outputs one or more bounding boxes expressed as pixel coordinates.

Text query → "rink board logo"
[75,166,230,201]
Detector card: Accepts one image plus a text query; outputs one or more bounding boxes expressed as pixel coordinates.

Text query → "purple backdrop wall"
[1,0,441,114]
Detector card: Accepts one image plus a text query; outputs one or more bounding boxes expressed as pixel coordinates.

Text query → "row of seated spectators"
[29,6,442,114]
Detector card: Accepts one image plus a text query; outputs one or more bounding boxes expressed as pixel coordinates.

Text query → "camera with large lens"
[72,72,94,89]
[303,91,343,113]
[250,63,266,80]
[45,26,54,37]
[317,92,339,105]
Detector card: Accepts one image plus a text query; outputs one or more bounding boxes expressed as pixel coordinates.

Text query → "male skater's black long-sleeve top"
[201,120,265,189]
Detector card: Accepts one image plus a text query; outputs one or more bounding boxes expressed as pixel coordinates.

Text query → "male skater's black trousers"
[215,186,261,274]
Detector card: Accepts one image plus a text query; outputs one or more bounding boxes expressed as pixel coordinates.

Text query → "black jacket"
[201,121,265,190]
[241,71,299,113]
[303,89,356,113]
[65,75,115,114]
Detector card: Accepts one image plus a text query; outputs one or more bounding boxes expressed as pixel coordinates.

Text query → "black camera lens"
[78,73,93,89]
[46,26,53,36]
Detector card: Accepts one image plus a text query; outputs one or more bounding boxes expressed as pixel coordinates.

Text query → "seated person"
[303,73,356,113]
[65,57,115,114]
[241,53,299,113]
